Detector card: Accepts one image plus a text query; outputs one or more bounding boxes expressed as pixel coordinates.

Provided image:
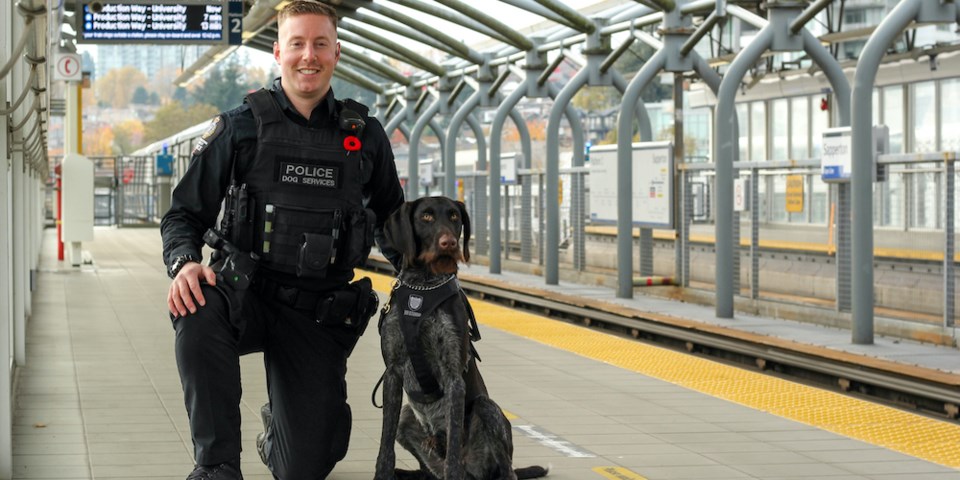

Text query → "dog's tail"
[515,465,549,479]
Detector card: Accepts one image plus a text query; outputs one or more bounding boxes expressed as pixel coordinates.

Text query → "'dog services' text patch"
[278,161,341,188]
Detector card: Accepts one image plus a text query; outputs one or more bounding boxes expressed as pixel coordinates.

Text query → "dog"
[375,196,548,480]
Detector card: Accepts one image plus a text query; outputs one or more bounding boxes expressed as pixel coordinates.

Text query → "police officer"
[161,1,403,478]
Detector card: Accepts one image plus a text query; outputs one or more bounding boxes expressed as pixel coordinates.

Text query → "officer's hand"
[167,262,217,317]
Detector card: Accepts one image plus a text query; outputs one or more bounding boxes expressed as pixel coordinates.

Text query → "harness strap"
[245,89,284,132]
[375,275,486,406]
[394,279,461,403]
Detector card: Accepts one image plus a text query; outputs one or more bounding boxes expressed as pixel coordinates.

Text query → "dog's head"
[384,196,471,275]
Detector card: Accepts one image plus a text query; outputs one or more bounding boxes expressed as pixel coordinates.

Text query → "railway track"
[365,257,960,423]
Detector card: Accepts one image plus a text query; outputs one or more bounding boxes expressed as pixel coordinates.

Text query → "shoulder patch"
[192,115,225,156]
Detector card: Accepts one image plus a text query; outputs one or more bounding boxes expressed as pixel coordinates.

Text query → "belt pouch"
[297,233,333,279]
[339,209,377,269]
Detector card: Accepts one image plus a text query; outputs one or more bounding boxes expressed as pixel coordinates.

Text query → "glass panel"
[883,86,904,154]
[912,82,936,153]
[737,103,749,161]
[811,95,829,159]
[811,174,828,224]
[909,170,938,229]
[876,169,904,228]
[750,102,766,162]
[770,98,788,161]
[790,97,808,159]
[771,175,787,223]
[687,107,712,161]
[941,78,960,152]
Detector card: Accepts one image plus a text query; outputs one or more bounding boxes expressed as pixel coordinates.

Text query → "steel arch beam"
[385,0,521,47]
[336,0,484,64]
[339,45,410,86]
[532,0,596,33]
[337,28,445,76]
[434,0,533,51]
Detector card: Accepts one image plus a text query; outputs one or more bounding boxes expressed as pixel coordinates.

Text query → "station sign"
[500,152,520,185]
[588,142,674,229]
[821,127,851,183]
[76,0,242,45]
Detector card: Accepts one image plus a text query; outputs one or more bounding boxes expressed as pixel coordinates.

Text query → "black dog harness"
[378,274,482,405]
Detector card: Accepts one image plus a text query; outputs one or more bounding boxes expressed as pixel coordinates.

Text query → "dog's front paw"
[373,466,396,480]
[443,464,466,480]
[394,468,434,480]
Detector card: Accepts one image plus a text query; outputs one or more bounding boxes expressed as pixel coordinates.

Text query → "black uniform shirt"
[161,78,404,284]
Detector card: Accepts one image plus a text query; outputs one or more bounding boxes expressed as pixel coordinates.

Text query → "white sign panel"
[419,161,433,186]
[588,142,673,228]
[500,152,519,185]
[821,127,851,183]
[54,53,83,82]
[733,177,749,212]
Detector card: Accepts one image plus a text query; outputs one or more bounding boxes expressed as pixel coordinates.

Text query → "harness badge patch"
[409,294,423,311]
[404,294,424,317]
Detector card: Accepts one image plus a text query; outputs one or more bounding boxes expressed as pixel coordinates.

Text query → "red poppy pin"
[344,135,361,152]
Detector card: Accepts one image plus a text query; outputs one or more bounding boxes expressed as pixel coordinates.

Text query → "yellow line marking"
[361,271,960,470]
[592,466,648,480]
[502,409,518,421]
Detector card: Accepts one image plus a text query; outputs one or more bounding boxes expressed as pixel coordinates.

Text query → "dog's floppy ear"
[384,200,418,268]
[455,200,470,263]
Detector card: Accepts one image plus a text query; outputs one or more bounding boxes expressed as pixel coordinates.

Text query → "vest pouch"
[261,204,342,277]
[297,233,334,279]
[336,209,376,271]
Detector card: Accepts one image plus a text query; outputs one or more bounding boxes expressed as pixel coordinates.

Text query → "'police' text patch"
[278,161,340,188]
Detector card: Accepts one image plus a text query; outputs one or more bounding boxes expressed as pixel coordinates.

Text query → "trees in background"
[94,66,148,108]
[113,119,145,154]
[143,102,218,145]
[190,56,262,111]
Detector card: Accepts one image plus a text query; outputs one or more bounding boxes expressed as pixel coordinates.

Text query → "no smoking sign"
[55,53,82,82]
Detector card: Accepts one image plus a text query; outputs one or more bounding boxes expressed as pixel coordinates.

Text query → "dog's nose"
[439,234,458,250]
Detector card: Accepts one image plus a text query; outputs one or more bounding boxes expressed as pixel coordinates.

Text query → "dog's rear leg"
[375,370,404,480]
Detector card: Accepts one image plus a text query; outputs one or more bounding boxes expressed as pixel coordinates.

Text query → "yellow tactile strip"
[365,271,960,469]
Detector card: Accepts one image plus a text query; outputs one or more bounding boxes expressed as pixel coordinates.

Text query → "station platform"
[15,227,960,479]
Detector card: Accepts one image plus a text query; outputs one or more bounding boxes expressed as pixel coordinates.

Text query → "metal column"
[850,0,925,344]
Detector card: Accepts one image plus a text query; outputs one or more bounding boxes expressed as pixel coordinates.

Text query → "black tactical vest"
[236,89,375,282]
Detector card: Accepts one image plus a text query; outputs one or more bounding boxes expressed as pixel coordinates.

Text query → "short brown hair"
[277,0,338,29]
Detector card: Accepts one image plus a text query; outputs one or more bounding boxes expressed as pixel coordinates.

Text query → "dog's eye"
[420,213,434,222]
[450,213,459,221]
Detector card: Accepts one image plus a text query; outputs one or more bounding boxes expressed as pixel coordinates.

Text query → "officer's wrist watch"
[168,254,201,279]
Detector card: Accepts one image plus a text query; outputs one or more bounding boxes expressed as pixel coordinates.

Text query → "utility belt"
[252,276,379,333]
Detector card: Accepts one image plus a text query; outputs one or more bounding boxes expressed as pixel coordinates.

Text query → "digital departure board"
[77,0,242,44]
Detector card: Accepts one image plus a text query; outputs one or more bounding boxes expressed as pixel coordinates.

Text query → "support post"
[850,0,922,344]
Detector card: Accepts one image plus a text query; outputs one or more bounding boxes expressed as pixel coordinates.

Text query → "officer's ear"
[384,200,419,269]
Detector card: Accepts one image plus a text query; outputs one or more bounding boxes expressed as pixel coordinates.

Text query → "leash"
[371,372,384,409]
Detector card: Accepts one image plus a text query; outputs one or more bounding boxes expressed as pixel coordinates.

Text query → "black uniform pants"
[173,283,355,479]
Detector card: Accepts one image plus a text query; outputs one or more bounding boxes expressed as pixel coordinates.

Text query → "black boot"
[186,462,243,480]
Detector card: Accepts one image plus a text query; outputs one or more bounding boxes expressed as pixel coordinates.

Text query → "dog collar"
[392,272,457,292]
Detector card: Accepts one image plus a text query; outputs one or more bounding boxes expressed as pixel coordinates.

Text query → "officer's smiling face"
[274,13,340,108]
